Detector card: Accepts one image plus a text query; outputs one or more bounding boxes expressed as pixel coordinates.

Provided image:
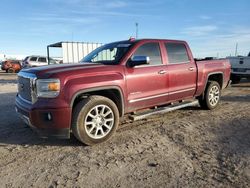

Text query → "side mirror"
[128,56,150,67]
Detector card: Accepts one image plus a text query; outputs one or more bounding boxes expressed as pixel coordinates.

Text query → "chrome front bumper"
[15,107,35,129]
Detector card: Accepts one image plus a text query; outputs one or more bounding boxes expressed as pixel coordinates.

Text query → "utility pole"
[235,43,238,56]
[135,22,138,38]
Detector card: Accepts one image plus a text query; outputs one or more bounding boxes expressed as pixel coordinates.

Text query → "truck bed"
[195,59,231,96]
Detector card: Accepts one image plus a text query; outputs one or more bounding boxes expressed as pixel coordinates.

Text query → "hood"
[21,63,107,77]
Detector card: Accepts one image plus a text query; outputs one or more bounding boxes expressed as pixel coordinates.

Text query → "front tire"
[199,81,221,110]
[72,96,119,145]
[7,68,14,73]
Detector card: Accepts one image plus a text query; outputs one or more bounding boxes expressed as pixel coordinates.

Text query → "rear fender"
[198,72,224,99]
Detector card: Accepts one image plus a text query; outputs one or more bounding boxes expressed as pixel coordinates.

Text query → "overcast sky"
[1,0,250,58]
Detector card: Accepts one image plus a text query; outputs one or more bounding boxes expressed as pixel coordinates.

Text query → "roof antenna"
[135,22,138,38]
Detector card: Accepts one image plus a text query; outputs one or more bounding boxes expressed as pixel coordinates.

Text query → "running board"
[129,100,199,121]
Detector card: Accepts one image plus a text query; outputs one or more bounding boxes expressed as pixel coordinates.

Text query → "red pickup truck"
[16,39,231,145]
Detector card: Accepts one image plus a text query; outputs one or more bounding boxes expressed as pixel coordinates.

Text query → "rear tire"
[72,95,119,145]
[199,81,221,110]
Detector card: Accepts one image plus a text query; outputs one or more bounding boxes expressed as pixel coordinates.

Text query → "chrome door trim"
[169,87,195,95]
[129,87,196,103]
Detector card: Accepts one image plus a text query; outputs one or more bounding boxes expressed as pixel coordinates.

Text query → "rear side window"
[38,57,47,62]
[165,43,189,64]
[30,57,37,61]
[133,43,162,65]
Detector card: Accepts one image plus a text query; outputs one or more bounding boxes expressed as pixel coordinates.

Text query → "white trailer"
[47,42,103,64]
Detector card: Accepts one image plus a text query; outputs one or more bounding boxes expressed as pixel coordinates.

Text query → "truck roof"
[137,38,186,42]
[113,38,187,44]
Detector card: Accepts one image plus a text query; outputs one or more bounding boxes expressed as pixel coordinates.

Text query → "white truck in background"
[22,55,58,68]
[227,52,250,84]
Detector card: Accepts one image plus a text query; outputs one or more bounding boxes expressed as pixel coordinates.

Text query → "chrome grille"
[17,72,36,103]
[18,76,32,101]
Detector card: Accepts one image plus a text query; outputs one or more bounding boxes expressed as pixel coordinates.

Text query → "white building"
[0,54,26,61]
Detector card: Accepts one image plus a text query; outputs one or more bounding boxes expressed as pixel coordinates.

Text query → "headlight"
[36,79,60,98]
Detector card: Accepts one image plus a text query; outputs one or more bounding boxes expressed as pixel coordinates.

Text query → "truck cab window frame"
[132,42,163,66]
[165,43,190,64]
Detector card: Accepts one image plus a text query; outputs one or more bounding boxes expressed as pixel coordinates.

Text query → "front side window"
[133,43,162,65]
[30,57,37,61]
[165,43,189,64]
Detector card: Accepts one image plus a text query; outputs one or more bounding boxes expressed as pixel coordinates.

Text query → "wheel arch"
[198,72,224,100]
[70,86,125,117]
[206,72,224,89]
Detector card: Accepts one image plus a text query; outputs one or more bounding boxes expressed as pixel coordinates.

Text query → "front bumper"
[15,95,71,139]
[231,72,250,78]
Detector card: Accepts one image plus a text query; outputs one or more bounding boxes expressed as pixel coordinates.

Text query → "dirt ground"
[0,72,249,188]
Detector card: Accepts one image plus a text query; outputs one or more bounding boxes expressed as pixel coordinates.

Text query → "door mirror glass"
[128,56,150,67]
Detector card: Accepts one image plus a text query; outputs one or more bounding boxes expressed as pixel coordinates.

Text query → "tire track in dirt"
[0,81,250,187]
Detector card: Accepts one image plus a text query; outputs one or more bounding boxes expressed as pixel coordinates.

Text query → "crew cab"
[15,39,231,145]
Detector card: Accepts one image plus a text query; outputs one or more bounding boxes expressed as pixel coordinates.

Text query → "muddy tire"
[199,81,221,110]
[72,95,119,145]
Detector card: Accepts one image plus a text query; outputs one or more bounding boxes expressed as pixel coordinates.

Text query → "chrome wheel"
[208,85,220,106]
[84,105,114,139]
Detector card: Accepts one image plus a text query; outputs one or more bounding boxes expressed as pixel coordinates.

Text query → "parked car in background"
[1,60,22,73]
[22,56,57,68]
[227,56,250,83]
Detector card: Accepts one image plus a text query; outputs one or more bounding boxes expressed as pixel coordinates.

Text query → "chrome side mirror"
[128,56,150,67]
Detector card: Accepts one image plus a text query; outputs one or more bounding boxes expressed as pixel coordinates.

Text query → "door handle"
[158,70,167,74]
[188,67,195,71]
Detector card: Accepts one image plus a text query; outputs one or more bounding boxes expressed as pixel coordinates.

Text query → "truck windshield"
[80,42,133,65]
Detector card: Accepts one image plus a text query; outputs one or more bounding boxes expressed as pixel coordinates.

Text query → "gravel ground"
[0,72,249,188]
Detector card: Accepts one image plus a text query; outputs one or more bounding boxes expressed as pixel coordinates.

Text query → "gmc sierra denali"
[16,38,231,145]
